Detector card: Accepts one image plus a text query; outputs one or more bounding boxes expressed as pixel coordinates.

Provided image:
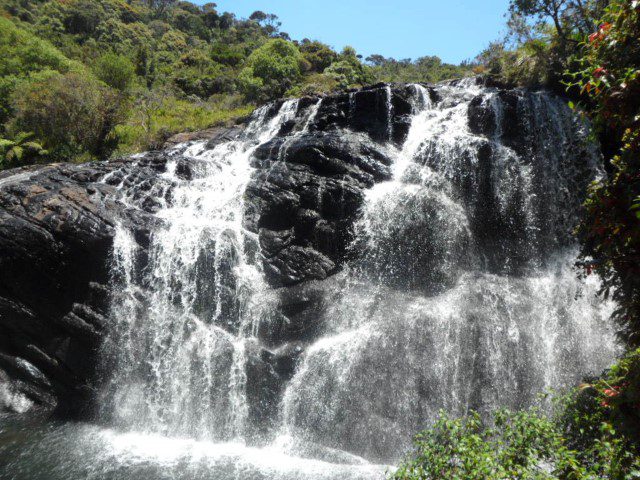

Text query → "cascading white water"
[80,81,620,479]
[279,83,619,462]
[101,100,300,441]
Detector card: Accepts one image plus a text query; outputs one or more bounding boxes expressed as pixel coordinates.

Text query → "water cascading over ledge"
[0,78,621,479]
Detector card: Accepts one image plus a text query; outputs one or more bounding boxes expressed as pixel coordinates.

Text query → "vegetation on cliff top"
[0,0,472,167]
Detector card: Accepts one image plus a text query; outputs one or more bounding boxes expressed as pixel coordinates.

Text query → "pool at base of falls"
[0,415,390,480]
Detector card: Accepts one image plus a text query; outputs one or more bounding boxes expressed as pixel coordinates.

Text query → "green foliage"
[366,54,472,84]
[569,1,640,346]
[287,73,339,97]
[239,38,307,101]
[476,38,555,87]
[561,349,640,449]
[393,409,568,480]
[115,91,252,153]
[0,0,471,169]
[324,46,372,89]
[10,71,122,159]
[476,0,608,88]
[299,39,338,73]
[508,0,607,45]
[93,52,136,91]
[394,350,640,480]
[0,16,80,126]
[0,131,47,169]
[393,404,640,480]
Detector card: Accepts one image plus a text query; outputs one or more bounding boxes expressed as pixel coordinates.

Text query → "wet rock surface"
[0,158,165,415]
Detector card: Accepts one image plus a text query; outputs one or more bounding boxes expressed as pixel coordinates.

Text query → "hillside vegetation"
[0,0,472,167]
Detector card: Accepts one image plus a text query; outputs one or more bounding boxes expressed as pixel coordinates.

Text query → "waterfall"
[91,81,619,477]
[279,83,618,462]
[101,100,299,441]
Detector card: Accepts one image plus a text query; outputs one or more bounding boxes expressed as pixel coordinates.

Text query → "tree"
[0,16,76,127]
[324,46,372,88]
[11,72,123,158]
[509,0,610,45]
[249,10,281,34]
[249,11,268,23]
[510,0,570,41]
[299,40,338,73]
[63,0,107,35]
[365,54,388,67]
[93,52,136,92]
[238,38,306,101]
[146,0,177,18]
[218,12,235,30]
[201,3,220,29]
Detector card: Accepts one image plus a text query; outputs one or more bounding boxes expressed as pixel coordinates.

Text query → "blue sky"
[196,0,511,64]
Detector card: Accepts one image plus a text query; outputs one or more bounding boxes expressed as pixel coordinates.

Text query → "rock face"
[0,159,160,414]
[0,79,599,422]
[246,130,392,286]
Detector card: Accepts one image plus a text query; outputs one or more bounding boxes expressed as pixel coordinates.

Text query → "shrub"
[238,38,307,101]
[392,406,640,480]
[93,52,136,91]
[0,16,80,126]
[299,39,338,73]
[10,71,123,159]
[571,1,640,345]
[287,73,338,97]
[0,132,47,169]
[324,46,372,89]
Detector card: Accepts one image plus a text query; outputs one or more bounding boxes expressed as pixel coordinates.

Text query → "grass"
[114,96,254,155]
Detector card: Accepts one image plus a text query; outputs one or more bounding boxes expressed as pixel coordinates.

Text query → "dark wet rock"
[263,245,336,287]
[245,129,392,287]
[0,156,169,416]
[257,274,346,347]
[307,84,420,146]
[468,95,496,137]
[244,339,306,437]
[244,340,281,436]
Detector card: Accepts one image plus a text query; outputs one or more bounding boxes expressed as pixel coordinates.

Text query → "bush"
[287,72,338,97]
[0,16,80,126]
[299,39,338,73]
[62,0,107,35]
[476,38,555,87]
[393,409,566,479]
[571,1,640,346]
[395,348,640,480]
[393,406,640,480]
[10,71,123,159]
[324,46,372,89]
[93,52,136,91]
[239,38,307,101]
[0,132,47,169]
[114,89,252,154]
